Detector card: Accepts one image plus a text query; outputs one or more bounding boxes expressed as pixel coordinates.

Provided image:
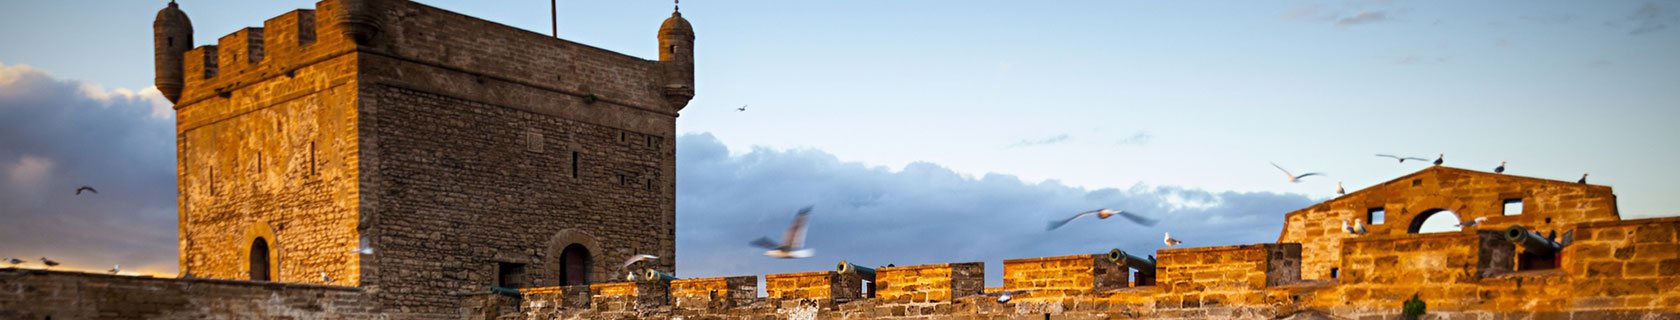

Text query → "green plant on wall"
[1402,293,1427,319]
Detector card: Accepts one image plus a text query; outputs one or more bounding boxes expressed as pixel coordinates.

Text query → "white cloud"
[6,154,53,187]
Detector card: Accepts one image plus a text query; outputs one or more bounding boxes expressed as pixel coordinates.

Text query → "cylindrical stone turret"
[154,1,193,103]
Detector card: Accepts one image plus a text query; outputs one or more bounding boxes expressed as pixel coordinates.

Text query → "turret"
[153,1,193,103]
[658,6,695,111]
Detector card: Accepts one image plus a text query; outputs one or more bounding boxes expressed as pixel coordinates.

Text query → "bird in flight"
[1433,154,1444,166]
[1455,216,1488,228]
[980,290,1029,303]
[749,206,816,259]
[1559,230,1574,247]
[4,257,22,266]
[39,257,59,268]
[620,254,659,270]
[1336,182,1345,195]
[1046,208,1157,231]
[108,265,121,274]
[1375,154,1429,163]
[75,186,98,195]
[1270,162,1324,183]
[1163,232,1184,247]
[737,105,747,112]
[1494,161,1506,174]
[1577,173,1588,184]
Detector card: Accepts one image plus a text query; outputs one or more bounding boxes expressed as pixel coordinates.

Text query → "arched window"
[559,244,591,285]
[1410,209,1462,234]
[249,237,271,281]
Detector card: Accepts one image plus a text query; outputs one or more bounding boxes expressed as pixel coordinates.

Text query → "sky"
[1,1,1678,284]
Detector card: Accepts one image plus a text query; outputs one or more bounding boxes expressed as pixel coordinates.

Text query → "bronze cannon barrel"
[1107,248,1156,272]
[642,269,679,283]
[837,260,877,279]
[1505,225,1560,255]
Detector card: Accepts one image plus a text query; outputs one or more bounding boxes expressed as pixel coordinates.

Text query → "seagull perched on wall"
[1046,208,1157,231]
[320,272,331,283]
[39,257,58,268]
[1577,173,1588,184]
[1494,161,1506,174]
[1455,217,1488,228]
[980,290,1029,303]
[1336,182,1346,195]
[75,185,98,195]
[1271,162,1324,183]
[1353,219,1368,235]
[1342,219,1367,235]
[1163,232,1184,247]
[1434,154,1444,166]
[749,206,816,259]
[5,257,24,266]
[1375,154,1429,163]
[620,254,659,270]
[108,265,120,274]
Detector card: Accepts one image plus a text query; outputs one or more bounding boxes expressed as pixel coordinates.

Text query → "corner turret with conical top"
[658,4,695,111]
[153,1,193,103]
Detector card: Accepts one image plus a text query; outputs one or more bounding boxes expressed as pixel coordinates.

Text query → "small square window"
[1367,208,1386,225]
[497,262,527,289]
[1503,199,1523,216]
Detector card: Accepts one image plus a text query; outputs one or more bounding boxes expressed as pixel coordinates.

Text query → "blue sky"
[2,1,1678,280]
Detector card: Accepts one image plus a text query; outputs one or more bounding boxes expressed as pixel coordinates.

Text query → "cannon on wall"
[1504,225,1561,271]
[1108,249,1157,286]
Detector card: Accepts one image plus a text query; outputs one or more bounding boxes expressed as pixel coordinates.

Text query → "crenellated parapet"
[173,2,359,108]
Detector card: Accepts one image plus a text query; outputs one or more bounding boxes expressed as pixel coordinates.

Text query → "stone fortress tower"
[153,0,692,317]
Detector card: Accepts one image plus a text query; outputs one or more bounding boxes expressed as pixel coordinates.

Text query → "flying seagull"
[108,265,120,274]
[1455,217,1489,228]
[980,290,1029,303]
[39,257,58,268]
[5,257,23,266]
[1270,162,1324,183]
[620,254,659,270]
[1375,154,1429,163]
[1559,230,1574,247]
[1336,182,1345,195]
[1163,232,1183,247]
[1577,173,1588,184]
[1046,208,1157,231]
[75,185,98,195]
[1433,154,1444,166]
[749,206,816,259]
[1494,161,1506,174]
[737,105,747,112]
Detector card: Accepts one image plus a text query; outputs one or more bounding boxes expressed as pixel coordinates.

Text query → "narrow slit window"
[1503,199,1524,216]
[571,151,580,179]
[1368,208,1386,225]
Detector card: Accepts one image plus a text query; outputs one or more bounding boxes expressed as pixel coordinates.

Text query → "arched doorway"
[558,244,591,285]
[1410,209,1462,234]
[249,237,270,281]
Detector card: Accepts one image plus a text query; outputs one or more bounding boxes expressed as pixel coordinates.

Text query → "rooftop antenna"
[550,0,558,38]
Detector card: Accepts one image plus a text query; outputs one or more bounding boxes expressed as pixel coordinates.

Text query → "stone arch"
[240,222,280,281]
[1389,195,1472,234]
[545,229,603,287]
[1409,209,1462,234]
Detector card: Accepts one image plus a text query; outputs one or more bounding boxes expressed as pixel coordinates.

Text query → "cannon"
[1505,225,1560,255]
[1107,248,1157,271]
[836,260,877,279]
[489,286,521,297]
[641,269,679,283]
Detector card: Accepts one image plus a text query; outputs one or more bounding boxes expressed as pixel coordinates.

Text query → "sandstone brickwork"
[0,269,379,319]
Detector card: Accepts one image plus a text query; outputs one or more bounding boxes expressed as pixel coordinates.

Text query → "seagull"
[737,105,747,112]
[1163,232,1183,247]
[1271,162,1324,183]
[1494,161,1506,174]
[320,272,331,283]
[1342,219,1356,234]
[108,265,120,274]
[1433,154,1444,166]
[1353,218,1367,234]
[4,257,22,266]
[1375,154,1429,163]
[75,185,98,195]
[39,257,58,268]
[980,290,1029,303]
[1336,182,1346,195]
[1577,173,1588,184]
[1559,230,1574,247]
[1454,217,1488,228]
[620,254,659,270]
[1046,208,1157,231]
[749,206,816,259]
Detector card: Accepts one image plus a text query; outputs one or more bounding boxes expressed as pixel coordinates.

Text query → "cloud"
[1116,132,1152,146]
[0,62,178,275]
[1626,2,1674,35]
[1005,133,1071,148]
[1336,11,1389,27]
[1390,55,1450,65]
[675,133,1316,286]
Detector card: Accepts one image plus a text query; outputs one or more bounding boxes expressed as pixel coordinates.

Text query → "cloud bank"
[0,62,177,275]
